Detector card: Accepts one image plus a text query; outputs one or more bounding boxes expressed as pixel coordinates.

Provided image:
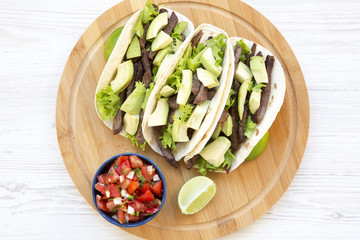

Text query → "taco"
[94,0,194,150]
[184,37,286,175]
[142,24,232,168]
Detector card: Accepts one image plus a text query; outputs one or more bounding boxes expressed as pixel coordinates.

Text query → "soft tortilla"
[94,8,194,136]
[184,37,286,172]
[142,24,232,161]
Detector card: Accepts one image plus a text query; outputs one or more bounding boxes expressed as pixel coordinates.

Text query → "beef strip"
[159,8,168,13]
[234,44,242,70]
[153,126,178,168]
[207,36,213,40]
[187,93,195,104]
[229,95,240,151]
[187,128,195,139]
[218,110,229,126]
[181,34,186,42]
[252,55,274,123]
[131,56,141,63]
[233,80,240,92]
[191,30,203,48]
[238,106,248,143]
[168,95,178,110]
[140,23,150,50]
[245,43,257,66]
[256,51,263,57]
[168,108,176,124]
[135,110,145,144]
[192,73,201,95]
[193,84,208,104]
[141,48,152,88]
[112,91,126,135]
[149,50,157,61]
[207,88,217,100]
[185,154,200,169]
[152,4,159,12]
[127,61,143,96]
[162,12,178,35]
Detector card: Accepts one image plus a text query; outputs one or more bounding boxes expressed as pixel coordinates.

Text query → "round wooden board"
[56,0,309,239]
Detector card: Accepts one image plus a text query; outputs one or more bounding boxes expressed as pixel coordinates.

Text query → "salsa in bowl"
[91,153,166,227]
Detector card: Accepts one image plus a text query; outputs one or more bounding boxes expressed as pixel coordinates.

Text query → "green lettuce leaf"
[134,18,144,38]
[187,44,208,72]
[206,34,227,67]
[171,22,188,40]
[125,133,146,151]
[142,82,155,110]
[225,88,237,110]
[141,0,159,24]
[195,157,217,176]
[219,149,235,170]
[244,115,257,138]
[174,104,194,124]
[96,86,121,120]
[160,124,175,150]
[236,39,252,63]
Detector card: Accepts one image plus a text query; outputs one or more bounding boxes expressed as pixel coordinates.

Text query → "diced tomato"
[141,166,155,182]
[129,155,144,168]
[119,155,129,165]
[105,167,120,184]
[97,173,107,184]
[118,163,131,176]
[127,180,140,194]
[126,213,140,222]
[133,174,139,181]
[96,195,109,212]
[106,200,118,212]
[117,209,125,224]
[144,207,159,215]
[138,189,155,202]
[130,200,145,213]
[95,183,106,194]
[111,157,121,170]
[150,180,163,197]
[108,184,120,198]
[139,183,150,193]
[144,199,161,208]
[119,178,132,190]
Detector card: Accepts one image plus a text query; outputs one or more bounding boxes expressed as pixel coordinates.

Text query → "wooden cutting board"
[56,0,309,239]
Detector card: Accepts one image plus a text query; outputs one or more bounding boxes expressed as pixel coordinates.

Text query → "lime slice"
[246,131,269,161]
[178,176,216,215]
[104,26,124,61]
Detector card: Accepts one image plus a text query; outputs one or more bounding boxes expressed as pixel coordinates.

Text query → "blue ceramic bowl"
[91,153,166,227]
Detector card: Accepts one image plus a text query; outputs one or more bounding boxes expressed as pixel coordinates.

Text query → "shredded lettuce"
[225,88,237,110]
[160,124,175,150]
[125,133,146,151]
[195,157,217,176]
[244,115,257,138]
[142,82,155,110]
[174,104,193,124]
[187,44,208,72]
[141,0,159,24]
[219,149,235,170]
[96,86,121,120]
[236,39,252,63]
[171,22,188,40]
[134,18,144,38]
[251,83,266,93]
[152,65,159,78]
[206,34,227,67]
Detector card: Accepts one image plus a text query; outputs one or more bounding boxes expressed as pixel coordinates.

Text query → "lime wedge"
[178,176,216,215]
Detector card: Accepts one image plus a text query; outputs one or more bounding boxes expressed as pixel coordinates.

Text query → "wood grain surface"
[56,0,308,239]
[1,0,360,239]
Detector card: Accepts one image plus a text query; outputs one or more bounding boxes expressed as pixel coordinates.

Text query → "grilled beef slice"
[163,12,178,35]
[141,47,152,88]
[238,106,248,143]
[140,23,150,50]
[192,73,201,95]
[256,51,263,57]
[193,84,208,104]
[207,88,217,100]
[245,43,257,66]
[154,126,178,168]
[229,94,240,151]
[112,91,126,135]
[185,154,200,169]
[135,110,145,144]
[159,8,168,14]
[168,95,178,110]
[252,55,274,123]
[181,34,186,42]
[234,44,242,70]
[191,30,203,48]
[127,61,143,96]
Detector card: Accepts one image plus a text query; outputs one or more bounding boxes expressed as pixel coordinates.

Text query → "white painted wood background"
[1,0,359,239]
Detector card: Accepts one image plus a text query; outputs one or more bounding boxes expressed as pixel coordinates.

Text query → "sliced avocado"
[148,98,169,126]
[111,60,134,94]
[221,114,233,136]
[250,56,268,83]
[201,47,222,77]
[160,85,176,97]
[126,36,141,59]
[238,80,251,120]
[146,12,168,40]
[172,119,189,142]
[200,137,231,167]
[235,61,253,83]
[177,70,193,105]
[120,82,146,115]
[196,68,219,89]
[153,46,171,66]
[151,31,173,52]
[249,90,261,115]
[211,125,221,140]
[187,100,211,130]
[123,113,139,135]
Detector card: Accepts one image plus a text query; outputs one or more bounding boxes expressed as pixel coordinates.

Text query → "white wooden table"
[1,0,359,239]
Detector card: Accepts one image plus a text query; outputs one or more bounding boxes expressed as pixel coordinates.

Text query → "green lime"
[104,26,124,61]
[246,131,269,161]
[178,176,216,215]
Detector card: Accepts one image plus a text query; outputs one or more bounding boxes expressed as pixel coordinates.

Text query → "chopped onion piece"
[127,171,134,179]
[119,175,124,183]
[121,189,128,197]
[153,174,160,182]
